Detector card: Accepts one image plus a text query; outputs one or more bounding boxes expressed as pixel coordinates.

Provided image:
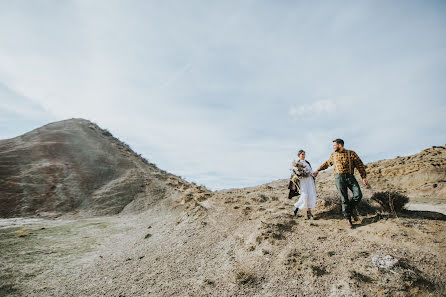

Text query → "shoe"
[293,207,299,217]
[307,211,314,220]
[346,219,353,229]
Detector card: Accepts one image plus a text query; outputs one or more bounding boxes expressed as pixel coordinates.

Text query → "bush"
[235,270,257,285]
[356,199,376,215]
[257,194,268,202]
[319,195,376,215]
[371,191,409,214]
[320,195,341,207]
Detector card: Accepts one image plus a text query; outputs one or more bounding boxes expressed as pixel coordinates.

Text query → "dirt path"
[406,203,446,215]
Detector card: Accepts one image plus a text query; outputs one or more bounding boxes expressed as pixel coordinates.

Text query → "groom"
[313,139,368,228]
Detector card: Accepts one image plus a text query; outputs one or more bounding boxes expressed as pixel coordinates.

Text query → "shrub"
[257,194,268,202]
[235,270,257,285]
[371,191,409,214]
[320,195,341,207]
[356,198,376,215]
[349,270,372,283]
[310,265,327,277]
[319,196,375,215]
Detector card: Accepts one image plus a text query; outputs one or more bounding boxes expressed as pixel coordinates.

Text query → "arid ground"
[1,120,445,296]
[1,183,445,297]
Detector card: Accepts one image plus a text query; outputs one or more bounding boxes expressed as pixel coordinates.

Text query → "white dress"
[294,160,317,209]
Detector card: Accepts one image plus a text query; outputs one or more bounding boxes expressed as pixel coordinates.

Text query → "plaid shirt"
[317,149,367,178]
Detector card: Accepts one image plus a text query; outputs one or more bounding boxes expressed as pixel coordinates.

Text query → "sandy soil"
[1,185,446,297]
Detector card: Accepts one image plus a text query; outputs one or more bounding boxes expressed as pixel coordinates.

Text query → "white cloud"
[289,99,337,118]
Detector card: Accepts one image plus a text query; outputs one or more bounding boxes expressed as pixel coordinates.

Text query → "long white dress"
[294,160,317,209]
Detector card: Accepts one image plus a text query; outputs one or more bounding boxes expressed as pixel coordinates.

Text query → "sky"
[0,1,445,190]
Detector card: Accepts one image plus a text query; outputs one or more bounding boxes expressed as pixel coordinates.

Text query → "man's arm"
[351,151,368,185]
[314,153,334,176]
[317,153,334,172]
[351,151,366,179]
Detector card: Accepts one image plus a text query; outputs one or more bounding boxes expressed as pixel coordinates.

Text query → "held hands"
[363,178,368,186]
[313,170,319,177]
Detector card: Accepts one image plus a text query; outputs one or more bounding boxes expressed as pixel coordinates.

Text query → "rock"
[371,254,399,270]
[16,229,28,237]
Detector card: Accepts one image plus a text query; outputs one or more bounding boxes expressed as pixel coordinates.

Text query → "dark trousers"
[334,174,362,219]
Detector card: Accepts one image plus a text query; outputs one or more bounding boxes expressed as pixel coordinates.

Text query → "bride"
[292,150,317,219]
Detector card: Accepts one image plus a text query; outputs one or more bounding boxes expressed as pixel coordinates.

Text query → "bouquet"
[290,160,309,185]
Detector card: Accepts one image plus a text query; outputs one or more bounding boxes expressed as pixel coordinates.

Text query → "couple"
[289,139,368,228]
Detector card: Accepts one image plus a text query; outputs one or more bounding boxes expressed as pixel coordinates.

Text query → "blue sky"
[1,1,445,190]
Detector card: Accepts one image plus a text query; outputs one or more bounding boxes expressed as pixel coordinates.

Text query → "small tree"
[371,191,409,214]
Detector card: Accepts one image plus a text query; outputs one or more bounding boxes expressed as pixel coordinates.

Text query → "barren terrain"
[1,182,445,297]
[1,120,445,296]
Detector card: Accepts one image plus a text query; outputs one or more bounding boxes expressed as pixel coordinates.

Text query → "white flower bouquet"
[290,160,309,185]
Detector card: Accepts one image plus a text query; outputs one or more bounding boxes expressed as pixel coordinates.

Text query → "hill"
[0,119,199,218]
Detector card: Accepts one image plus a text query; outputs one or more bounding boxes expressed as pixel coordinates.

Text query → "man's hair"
[333,139,344,146]
[297,149,305,156]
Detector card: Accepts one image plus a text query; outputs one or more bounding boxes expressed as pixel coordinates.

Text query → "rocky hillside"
[0,119,199,218]
[365,146,446,199]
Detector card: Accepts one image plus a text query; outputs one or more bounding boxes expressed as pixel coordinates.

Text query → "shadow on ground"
[315,203,446,229]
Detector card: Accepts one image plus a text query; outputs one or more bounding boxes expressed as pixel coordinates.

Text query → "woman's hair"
[297,150,305,157]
